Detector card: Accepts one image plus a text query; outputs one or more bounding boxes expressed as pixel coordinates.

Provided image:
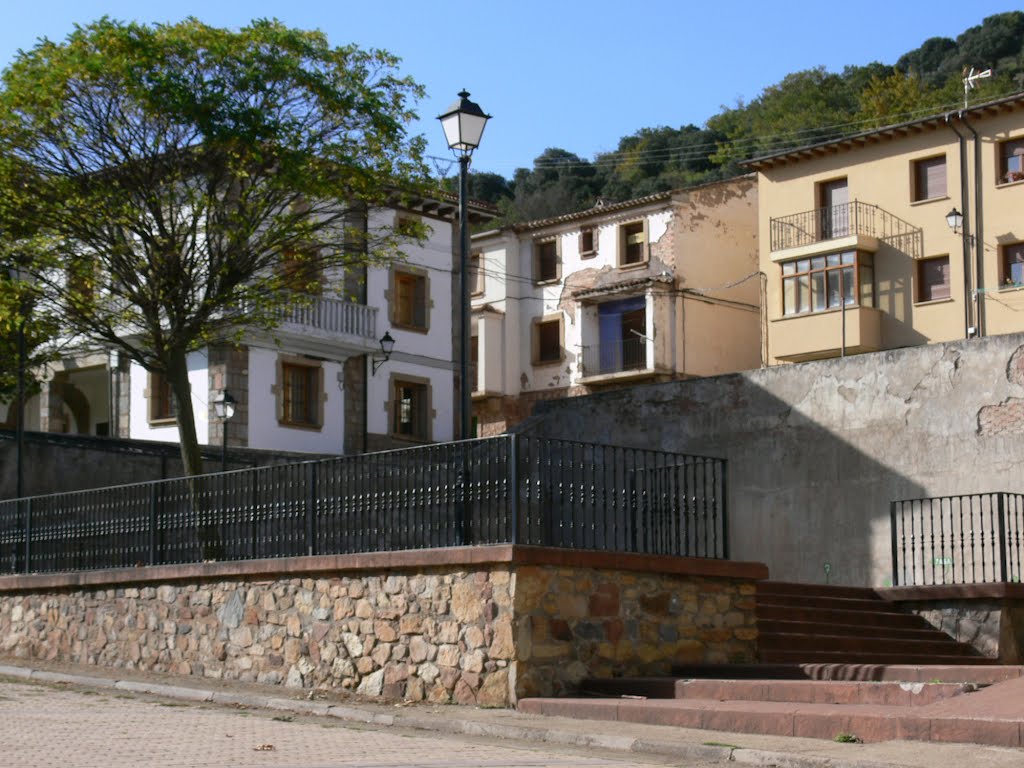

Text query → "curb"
[0,665,966,768]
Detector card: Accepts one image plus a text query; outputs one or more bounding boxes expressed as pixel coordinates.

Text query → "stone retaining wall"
[0,546,766,705]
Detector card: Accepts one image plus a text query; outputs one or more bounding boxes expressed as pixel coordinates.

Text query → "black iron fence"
[0,435,727,574]
[890,492,1024,586]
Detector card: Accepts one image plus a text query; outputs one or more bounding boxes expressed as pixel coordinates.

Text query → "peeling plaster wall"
[522,332,1024,587]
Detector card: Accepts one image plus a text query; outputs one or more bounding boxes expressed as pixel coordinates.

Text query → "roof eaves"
[743,91,1024,170]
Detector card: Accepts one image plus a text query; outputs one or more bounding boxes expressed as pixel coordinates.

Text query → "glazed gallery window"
[782,251,874,316]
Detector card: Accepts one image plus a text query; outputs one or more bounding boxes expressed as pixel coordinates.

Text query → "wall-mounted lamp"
[371,331,396,375]
[946,207,964,234]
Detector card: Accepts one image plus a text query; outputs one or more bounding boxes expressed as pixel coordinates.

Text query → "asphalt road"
[0,678,712,768]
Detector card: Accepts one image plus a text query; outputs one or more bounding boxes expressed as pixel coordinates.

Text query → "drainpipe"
[946,115,974,339]
[960,112,985,338]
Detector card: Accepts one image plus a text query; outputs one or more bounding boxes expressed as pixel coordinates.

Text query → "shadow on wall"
[0,431,321,501]
[519,332,1024,587]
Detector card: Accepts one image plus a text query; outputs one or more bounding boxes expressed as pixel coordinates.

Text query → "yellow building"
[749,92,1024,364]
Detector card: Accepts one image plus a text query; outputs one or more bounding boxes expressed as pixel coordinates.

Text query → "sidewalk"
[1,658,1022,768]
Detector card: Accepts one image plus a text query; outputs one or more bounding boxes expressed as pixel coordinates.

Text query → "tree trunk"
[166,350,222,559]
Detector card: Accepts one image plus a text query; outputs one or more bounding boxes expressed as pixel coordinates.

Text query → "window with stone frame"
[391,268,428,331]
[147,372,178,424]
[279,360,322,428]
[469,252,484,296]
[391,378,429,441]
[1002,242,1024,287]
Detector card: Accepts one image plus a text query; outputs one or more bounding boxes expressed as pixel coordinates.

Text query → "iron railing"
[276,294,378,339]
[890,492,1024,586]
[0,435,727,574]
[770,200,921,254]
[581,337,648,377]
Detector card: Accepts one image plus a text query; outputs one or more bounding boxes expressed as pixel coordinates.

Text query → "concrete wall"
[519,332,1024,587]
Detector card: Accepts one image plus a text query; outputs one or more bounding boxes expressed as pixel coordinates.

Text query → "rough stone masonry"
[0,549,763,705]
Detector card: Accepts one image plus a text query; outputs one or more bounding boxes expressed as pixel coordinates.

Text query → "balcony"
[252,294,379,358]
[580,336,659,384]
[772,305,881,362]
[770,200,921,260]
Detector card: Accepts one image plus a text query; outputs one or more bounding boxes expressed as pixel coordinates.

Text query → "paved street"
[0,678,704,768]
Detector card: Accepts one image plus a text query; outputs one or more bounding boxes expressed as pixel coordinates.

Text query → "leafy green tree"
[0,18,428,477]
[0,273,58,410]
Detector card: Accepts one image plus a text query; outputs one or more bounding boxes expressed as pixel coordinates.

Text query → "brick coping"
[0,545,768,592]
[879,582,1024,602]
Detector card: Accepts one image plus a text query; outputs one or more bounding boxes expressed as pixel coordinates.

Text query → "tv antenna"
[963,67,992,108]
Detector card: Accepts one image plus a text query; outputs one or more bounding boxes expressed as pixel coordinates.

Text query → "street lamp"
[946,207,964,234]
[438,90,490,440]
[371,331,396,376]
[212,389,236,474]
[6,265,33,500]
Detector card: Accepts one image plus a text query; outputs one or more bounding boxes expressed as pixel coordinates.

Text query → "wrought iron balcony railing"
[770,200,921,254]
[581,336,647,377]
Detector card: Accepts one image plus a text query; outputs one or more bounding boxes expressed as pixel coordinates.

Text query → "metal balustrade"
[890,492,1024,586]
[581,337,648,376]
[770,200,922,254]
[0,435,728,574]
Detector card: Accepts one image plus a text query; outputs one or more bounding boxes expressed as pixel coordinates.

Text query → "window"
[782,251,873,316]
[391,268,428,331]
[395,213,422,238]
[391,378,429,440]
[532,316,563,365]
[999,138,1024,184]
[912,156,946,202]
[280,361,321,428]
[534,239,559,282]
[469,252,484,296]
[280,247,322,294]
[579,227,596,257]
[818,178,849,239]
[917,256,950,302]
[470,335,479,393]
[1002,242,1024,287]
[148,372,178,424]
[619,221,646,266]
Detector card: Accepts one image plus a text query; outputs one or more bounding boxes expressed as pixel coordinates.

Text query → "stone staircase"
[754,580,992,666]
[518,581,1024,746]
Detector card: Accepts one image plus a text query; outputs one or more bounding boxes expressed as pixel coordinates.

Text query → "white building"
[470,177,761,435]
[6,195,494,458]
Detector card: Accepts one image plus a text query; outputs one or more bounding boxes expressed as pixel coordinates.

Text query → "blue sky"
[0,1,1019,178]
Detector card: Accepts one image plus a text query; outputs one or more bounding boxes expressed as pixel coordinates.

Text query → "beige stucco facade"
[753,93,1024,364]
[470,177,760,434]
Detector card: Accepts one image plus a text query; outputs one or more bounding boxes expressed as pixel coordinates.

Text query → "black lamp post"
[7,265,32,500]
[212,389,236,474]
[371,331,396,376]
[439,90,490,440]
